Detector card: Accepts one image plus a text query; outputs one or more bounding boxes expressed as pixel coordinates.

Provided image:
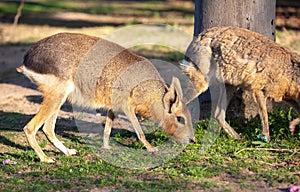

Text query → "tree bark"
[194,0,276,40]
[194,0,277,119]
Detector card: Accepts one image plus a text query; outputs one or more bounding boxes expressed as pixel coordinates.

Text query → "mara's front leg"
[102,109,115,149]
[211,83,241,140]
[123,106,158,152]
[253,91,270,142]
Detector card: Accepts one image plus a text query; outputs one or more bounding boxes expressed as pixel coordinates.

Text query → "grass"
[133,45,185,62]
[0,107,299,191]
[0,1,117,15]
[0,0,193,19]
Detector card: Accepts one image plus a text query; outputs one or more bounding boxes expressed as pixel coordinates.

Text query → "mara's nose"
[189,137,196,143]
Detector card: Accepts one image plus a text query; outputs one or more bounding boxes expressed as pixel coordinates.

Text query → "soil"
[0,45,39,113]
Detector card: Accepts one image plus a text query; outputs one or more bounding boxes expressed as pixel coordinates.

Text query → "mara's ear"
[163,77,183,113]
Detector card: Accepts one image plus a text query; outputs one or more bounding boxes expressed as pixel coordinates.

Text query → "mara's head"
[178,38,212,99]
[150,77,195,144]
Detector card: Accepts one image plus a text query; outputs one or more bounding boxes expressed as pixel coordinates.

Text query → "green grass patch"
[0,0,190,17]
[0,107,299,191]
[133,45,185,62]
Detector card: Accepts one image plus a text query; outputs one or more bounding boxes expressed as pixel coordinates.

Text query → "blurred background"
[0,0,299,52]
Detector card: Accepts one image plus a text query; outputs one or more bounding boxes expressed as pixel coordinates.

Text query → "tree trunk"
[194,0,276,40]
[194,0,277,119]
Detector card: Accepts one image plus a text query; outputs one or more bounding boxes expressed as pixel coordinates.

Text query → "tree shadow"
[0,0,194,28]
[0,110,80,151]
[25,95,74,113]
[1,12,125,28]
[0,135,28,151]
[0,110,139,153]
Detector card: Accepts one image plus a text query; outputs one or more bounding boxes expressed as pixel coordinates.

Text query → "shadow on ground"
[0,0,194,28]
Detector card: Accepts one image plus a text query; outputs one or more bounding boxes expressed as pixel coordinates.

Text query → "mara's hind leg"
[211,84,241,140]
[284,99,300,134]
[42,111,78,157]
[253,91,270,142]
[102,109,115,149]
[24,95,66,163]
[24,79,73,163]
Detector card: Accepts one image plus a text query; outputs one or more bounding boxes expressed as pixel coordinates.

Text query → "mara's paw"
[289,118,300,134]
[41,156,56,163]
[101,145,112,150]
[147,146,158,152]
[67,148,78,156]
[257,134,270,143]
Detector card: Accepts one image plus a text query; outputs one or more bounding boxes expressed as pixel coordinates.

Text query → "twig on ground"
[257,160,286,167]
[235,147,299,155]
[13,0,25,26]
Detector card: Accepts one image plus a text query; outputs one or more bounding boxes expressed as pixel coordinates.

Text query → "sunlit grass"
[0,107,299,191]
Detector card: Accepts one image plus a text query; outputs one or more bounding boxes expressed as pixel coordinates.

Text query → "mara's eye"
[176,116,185,124]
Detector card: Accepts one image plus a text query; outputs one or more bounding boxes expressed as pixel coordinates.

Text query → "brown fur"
[182,26,300,141]
[17,32,194,163]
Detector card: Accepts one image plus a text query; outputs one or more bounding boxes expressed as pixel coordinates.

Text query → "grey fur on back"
[24,33,166,109]
[23,33,99,79]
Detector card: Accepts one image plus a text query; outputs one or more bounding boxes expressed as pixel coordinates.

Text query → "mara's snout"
[160,99,195,145]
